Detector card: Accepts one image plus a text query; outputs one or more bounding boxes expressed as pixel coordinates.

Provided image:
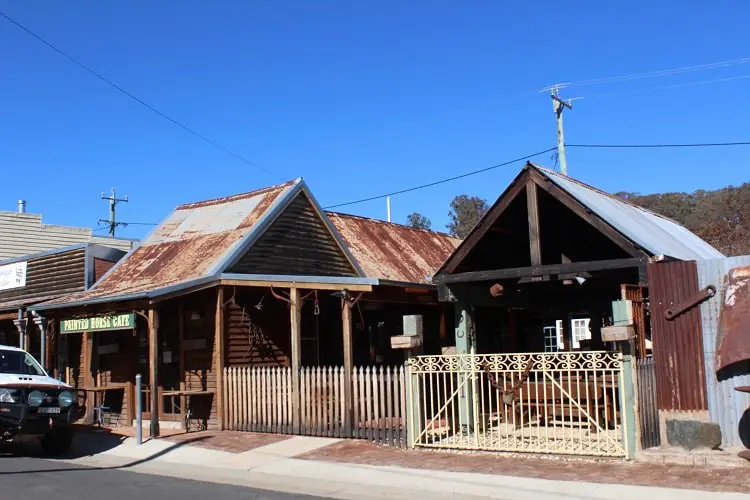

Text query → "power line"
[324,147,558,209]
[0,10,280,180]
[554,56,750,90]
[325,139,750,210]
[579,74,750,102]
[567,141,750,149]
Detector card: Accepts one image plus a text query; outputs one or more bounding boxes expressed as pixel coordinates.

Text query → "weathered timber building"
[421,162,724,458]
[0,244,127,366]
[33,178,458,440]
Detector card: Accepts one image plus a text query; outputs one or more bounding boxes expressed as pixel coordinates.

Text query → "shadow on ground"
[0,426,210,475]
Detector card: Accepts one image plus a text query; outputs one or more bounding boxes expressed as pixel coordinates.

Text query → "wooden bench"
[487,379,618,430]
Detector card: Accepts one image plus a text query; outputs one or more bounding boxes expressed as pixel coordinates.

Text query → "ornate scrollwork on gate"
[408,351,621,374]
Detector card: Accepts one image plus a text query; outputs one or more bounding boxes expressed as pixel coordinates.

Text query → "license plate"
[38,407,61,414]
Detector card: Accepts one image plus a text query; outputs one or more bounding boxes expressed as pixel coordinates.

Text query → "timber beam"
[440,257,648,285]
[219,279,372,292]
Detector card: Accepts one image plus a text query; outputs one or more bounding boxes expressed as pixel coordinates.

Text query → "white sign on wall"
[0,261,27,291]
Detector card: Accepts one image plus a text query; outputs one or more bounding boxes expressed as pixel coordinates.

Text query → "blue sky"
[2,1,749,240]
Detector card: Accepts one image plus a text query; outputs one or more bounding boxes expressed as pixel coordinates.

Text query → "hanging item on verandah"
[716,265,750,373]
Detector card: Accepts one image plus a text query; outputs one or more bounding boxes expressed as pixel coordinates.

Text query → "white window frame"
[543,325,558,352]
[571,318,591,349]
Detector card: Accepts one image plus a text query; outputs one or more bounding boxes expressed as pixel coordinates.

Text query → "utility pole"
[99,188,128,237]
[550,86,573,176]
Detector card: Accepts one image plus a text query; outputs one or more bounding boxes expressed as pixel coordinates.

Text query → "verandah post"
[148,308,160,438]
[290,287,302,434]
[454,303,476,435]
[215,286,226,430]
[341,298,354,437]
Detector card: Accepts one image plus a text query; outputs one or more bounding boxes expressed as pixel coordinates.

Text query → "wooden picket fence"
[225,366,293,434]
[224,365,407,447]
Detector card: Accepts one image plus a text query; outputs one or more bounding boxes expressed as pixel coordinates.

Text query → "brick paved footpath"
[94,428,749,494]
[298,440,748,494]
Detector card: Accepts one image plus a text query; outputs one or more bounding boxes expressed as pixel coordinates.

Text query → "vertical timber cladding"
[648,260,708,411]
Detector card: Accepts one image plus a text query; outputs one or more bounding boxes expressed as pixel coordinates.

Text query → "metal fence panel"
[697,255,750,449]
[407,352,626,457]
[636,357,660,449]
[648,260,708,411]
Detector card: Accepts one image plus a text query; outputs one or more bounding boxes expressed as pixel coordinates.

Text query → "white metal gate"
[407,351,627,457]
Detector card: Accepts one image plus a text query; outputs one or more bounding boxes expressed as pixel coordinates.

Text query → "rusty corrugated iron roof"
[327,212,460,284]
[41,180,300,306]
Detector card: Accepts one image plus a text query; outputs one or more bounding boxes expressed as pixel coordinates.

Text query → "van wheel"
[41,428,73,456]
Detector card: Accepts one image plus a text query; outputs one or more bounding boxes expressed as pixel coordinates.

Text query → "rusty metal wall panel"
[637,357,661,449]
[648,260,708,411]
[0,248,86,308]
[622,285,649,359]
[697,255,750,448]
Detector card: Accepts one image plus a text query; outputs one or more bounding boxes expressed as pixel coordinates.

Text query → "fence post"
[619,345,637,459]
[406,359,420,448]
[405,323,425,449]
[135,374,142,446]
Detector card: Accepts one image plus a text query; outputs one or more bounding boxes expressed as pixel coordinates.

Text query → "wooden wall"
[225,288,291,368]
[96,330,136,426]
[227,193,358,277]
[71,334,84,388]
[0,319,18,347]
[181,291,219,429]
[0,248,86,306]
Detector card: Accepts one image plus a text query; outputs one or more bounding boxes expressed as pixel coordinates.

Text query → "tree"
[406,212,432,230]
[617,182,750,256]
[447,195,489,239]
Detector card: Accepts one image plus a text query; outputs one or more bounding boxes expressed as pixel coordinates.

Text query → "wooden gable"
[227,191,359,277]
[440,164,646,276]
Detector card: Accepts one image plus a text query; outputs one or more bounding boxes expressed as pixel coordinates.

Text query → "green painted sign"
[60,313,135,334]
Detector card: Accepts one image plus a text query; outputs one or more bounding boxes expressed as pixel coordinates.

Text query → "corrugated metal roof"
[534,164,724,260]
[0,294,65,312]
[41,180,300,306]
[327,212,460,283]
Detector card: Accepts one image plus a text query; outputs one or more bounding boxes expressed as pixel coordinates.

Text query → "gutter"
[31,274,380,313]
[31,291,150,312]
[218,273,379,286]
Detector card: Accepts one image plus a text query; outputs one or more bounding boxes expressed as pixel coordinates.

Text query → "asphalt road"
[0,456,330,500]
